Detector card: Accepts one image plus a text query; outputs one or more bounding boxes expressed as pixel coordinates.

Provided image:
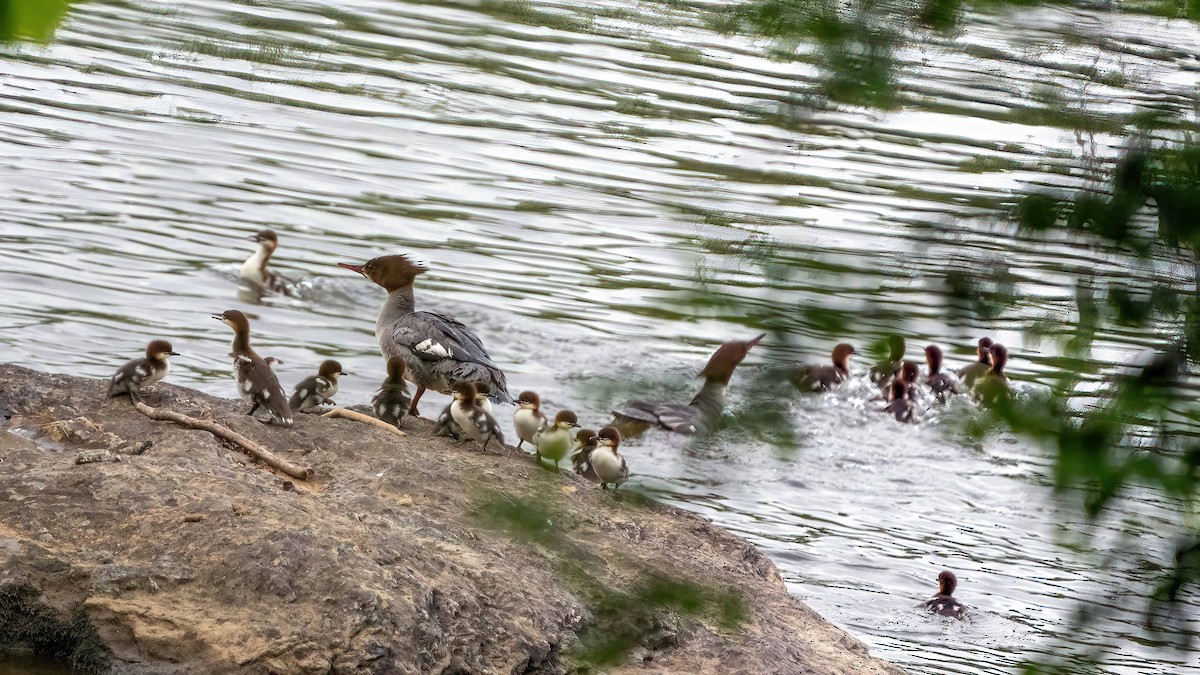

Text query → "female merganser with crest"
[107,339,179,403]
[925,570,967,620]
[611,334,764,437]
[213,310,293,427]
[240,230,294,296]
[338,255,511,416]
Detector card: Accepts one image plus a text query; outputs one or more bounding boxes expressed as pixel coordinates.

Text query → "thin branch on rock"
[132,401,314,480]
[321,407,407,437]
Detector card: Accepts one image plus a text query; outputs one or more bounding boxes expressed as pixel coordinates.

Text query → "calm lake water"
[3,0,1200,672]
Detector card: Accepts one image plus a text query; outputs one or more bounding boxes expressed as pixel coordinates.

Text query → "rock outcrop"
[0,364,902,674]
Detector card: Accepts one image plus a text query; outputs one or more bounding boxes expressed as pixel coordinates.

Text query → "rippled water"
[3,0,1200,672]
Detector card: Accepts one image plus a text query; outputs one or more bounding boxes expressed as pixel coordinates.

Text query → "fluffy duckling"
[240,230,294,296]
[894,360,921,400]
[449,381,504,451]
[107,339,179,404]
[611,334,763,437]
[213,310,292,427]
[923,345,958,401]
[974,343,1011,406]
[790,343,855,392]
[372,356,412,429]
[883,380,915,423]
[534,410,579,471]
[289,359,345,412]
[956,337,994,390]
[870,335,906,386]
[570,428,599,480]
[925,570,967,620]
[513,391,548,451]
[589,427,628,490]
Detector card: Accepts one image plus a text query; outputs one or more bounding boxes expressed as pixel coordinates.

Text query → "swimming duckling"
[534,410,579,471]
[925,570,967,620]
[923,345,958,402]
[107,339,179,404]
[213,310,292,427]
[372,356,412,429]
[956,337,994,390]
[790,343,855,392]
[870,335,906,386]
[570,428,599,480]
[289,359,345,412]
[611,334,763,437]
[449,381,504,451]
[974,343,1011,406]
[513,391,548,451]
[589,427,628,490]
[883,380,915,423]
[894,360,921,400]
[240,230,294,296]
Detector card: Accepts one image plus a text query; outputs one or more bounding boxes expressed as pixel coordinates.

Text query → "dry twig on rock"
[132,401,314,480]
[322,407,407,437]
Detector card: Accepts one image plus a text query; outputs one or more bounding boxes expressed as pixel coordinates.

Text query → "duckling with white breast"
[372,356,412,429]
[107,339,179,404]
[239,230,294,296]
[289,359,345,412]
[213,310,293,427]
[449,381,504,451]
[534,410,579,471]
[589,427,628,490]
[570,428,599,480]
[513,391,547,451]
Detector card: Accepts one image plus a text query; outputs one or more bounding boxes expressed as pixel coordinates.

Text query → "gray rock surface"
[0,364,903,674]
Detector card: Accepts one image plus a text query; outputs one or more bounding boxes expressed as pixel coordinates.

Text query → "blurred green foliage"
[0,0,72,43]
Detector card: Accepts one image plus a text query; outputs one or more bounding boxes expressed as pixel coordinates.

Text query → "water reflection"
[2,0,1199,672]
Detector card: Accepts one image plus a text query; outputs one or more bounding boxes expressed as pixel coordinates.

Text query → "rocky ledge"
[0,364,901,675]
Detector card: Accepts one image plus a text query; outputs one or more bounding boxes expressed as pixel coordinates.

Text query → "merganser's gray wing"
[649,403,700,434]
[611,399,663,425]
[387,312,512,403]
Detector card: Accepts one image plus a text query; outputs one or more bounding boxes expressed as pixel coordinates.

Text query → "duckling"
[213,310,292,427]
[372,356,412,429]
[513,391,548,450]
[883,380,915,423]
[534,410,579,471]
[240,230,294,296]
[956,337,994,390]
[925,570,967,620]
[589,427,628,490]
[570,428,599,480]
[289,359,345,412]
[894,360,921,400]
[923,345,958,402]
[107,339,179,404]
[449,381,504,451]
[870,335,906,386]
[790,343,856,392]
[974,343,1011,406]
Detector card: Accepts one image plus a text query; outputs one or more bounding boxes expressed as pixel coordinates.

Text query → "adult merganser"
[449,381,504,451]
[790,343,856,392]
[870,335,906,386]
[338,255,511,416]
[589,427,628,490]
[570,428,599,480]
[289,359,345,412]
[610,334,764,437]
[923,345,958,401]
[534,410,578,471]
[107,339,179,403]
[240,230,294,296]
[956,337,994,389]
[974,343,1011,406]
[883,380,915,423]
[925,570,967,620]
[513,390,547,451]
[213,310,293,427]
[372,356,412,429]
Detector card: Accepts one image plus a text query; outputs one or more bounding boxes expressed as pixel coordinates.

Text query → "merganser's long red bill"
[337,262,364,274]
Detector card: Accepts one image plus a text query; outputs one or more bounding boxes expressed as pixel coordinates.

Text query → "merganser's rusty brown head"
[318,360,345,379]
[213,309,250,334]
[924,345,944,374]
[553,410,579,429]
[988,343,1008,374]
[699,334,765,384]
[145,339,179,361]
[517,391,541,409]
[338,255,427,292]
[937,570,958,596]
[832,343,855,371]
[251,230,278,250]
[976,337,994,364]
[385,355,407,382]
[596,426,621,450]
